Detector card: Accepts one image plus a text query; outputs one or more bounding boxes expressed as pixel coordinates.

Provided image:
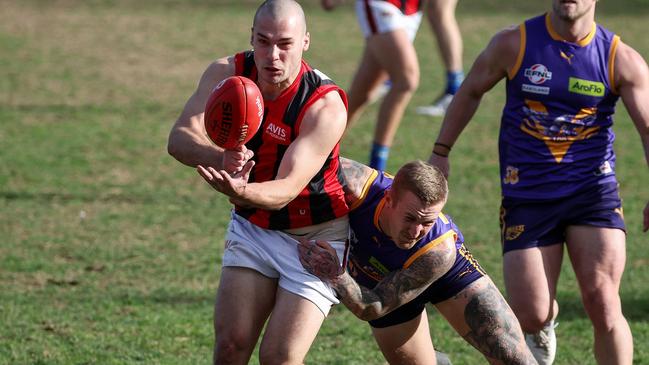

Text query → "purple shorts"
[500,182,626,254]
[369,244,485,328]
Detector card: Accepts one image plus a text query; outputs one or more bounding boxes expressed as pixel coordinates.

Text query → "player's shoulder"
[203,56,236,84]
[614,40,649,87]
[340,157,375,207]
[489,24,522,53]
[615,40,648,71]
[317,88,347,116]
[300,63,345,107]
[300,82,347,127]
[189,55,237,109]
[303,64,333,83]
[477,24,523,75]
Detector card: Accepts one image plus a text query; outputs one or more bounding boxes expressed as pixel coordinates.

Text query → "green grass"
[1,1,648,363]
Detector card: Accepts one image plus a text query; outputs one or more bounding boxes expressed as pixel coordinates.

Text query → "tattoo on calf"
[462,282,533,364]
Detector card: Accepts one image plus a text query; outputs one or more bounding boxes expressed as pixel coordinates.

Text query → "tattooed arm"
[339,157,374,207]
[298,237,456,320]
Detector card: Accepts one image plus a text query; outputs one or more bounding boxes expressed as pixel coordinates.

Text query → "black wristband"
[434,142,452,151]
[432,150,449,158]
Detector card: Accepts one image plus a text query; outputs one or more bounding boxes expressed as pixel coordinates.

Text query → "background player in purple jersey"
[428,0,648,364]
[299,158,537,364]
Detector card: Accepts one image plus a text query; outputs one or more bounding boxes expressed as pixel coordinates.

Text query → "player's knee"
[259,346,301,365]
[405,73,420,92]
[212,342,241,364]
[581,288,623,331]
[213,332,253,364]
[391,73,419,94]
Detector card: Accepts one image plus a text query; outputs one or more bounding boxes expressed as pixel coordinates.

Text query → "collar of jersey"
[373,195,387,234]
[545,12,596,47]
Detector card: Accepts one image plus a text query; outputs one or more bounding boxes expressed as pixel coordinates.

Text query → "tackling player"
[299,158,538,364]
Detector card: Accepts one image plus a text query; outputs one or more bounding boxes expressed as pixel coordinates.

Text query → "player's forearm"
[641,127,649,233]
[329,273,388,321]
[333,241,456,321]
[432,88,482,156]
[640,133,649,168]
[235,179,302,210]
[168,125,224,169]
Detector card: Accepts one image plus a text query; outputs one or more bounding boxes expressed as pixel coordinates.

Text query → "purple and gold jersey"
[347,170,463,289]
[501,14,621,199]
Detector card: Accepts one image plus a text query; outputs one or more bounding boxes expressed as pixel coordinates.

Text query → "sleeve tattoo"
[339,157,372,204]
[331,239,456,321]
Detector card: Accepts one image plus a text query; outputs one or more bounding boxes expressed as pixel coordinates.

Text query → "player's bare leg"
[426,0,462,75]
[366,28,419,148]
[436,276,537,364]
[371,311,437,365]
[346,47,389,129]
[417,0,464,117]
[504,245,562,364]
[259,288,326,364]
[213,267,277,365]
[567,226,632,365]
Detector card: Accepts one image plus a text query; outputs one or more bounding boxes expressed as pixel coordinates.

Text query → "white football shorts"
[355,0,422,41]
[222,212,350,316]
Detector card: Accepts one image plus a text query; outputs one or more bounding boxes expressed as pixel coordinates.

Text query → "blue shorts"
[369,245,485,328]
[500,182,626,254]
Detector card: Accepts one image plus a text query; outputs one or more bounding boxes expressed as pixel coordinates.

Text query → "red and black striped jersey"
[232,51,349,230]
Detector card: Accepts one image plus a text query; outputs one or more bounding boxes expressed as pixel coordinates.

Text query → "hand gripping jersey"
[346,170,465,288]
[501,14,621,199]
[233,51,349,230]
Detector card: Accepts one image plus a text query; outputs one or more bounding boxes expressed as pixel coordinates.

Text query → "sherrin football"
[204,76,264,149]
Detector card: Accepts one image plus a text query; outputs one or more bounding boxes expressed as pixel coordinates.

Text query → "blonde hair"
[391,160,448,205]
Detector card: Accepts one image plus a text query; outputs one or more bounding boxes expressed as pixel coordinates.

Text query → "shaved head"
[250,0,310,89]
[254,0,307,34]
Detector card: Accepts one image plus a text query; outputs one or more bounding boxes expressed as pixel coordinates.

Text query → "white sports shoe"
[416,93,454,117]
[525,320,558,365]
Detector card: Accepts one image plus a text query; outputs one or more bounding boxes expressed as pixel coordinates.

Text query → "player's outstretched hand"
[428,153,450,178]
[643,201,649,232]
[222,145,254,174]
[197,160,254,200]
[298,238,344,281]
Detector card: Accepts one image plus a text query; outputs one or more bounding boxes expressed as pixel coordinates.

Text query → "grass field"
[1,1,648,364]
